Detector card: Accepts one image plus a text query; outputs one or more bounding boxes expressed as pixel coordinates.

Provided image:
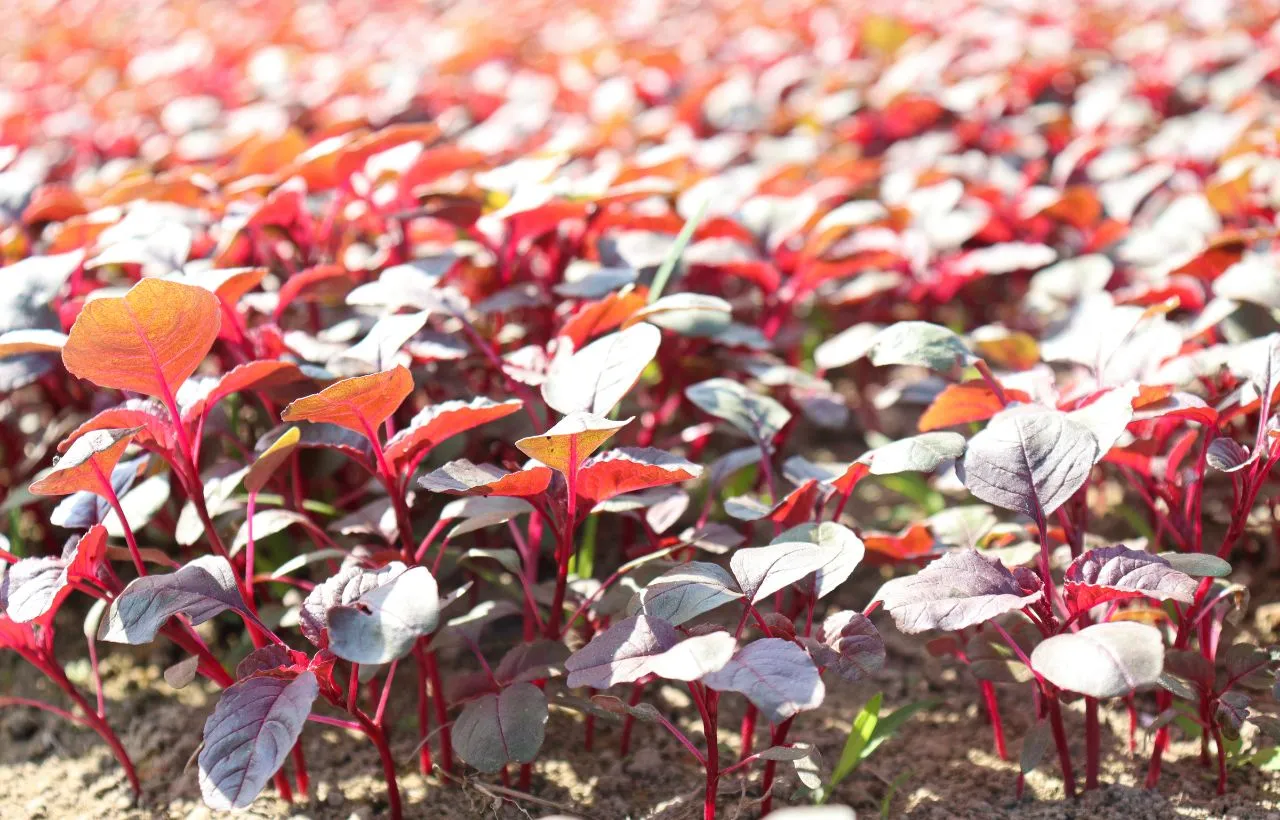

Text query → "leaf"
[829,692,880,791]
[918,382,1031,431]
[1064,546,1197,612]
[514,412,632,473]
[565,615,730,687]
[58,399,175,454]
[244,427,300,494]
[384,398,523,468]
[30,428,138,497]
[281,366,413,436]
[326,310,428,376]
[730,540,844,604]
[958,405,1100,519]
[441,496,534,537]
[867,322,973,372]
[1,528,105,623]
[305,563,438,662]
[1206,438,1258,473]
[1066,384,1138,455]
[772,522,865,599]
[873,550,1044,634]
[51,458,144,529]
[543,323,661,415]
[1030,622,1164,698]
[624,293,732,337]
[62,279,221,398]
[1158,552,1231,578]
[0,328,67,356]
[270,549,347,580]
[634,562,742,626]
[703,638,825,723]
[453,683,549,773]
[574,447,702,502]
[1020,720,1052,775]
[861,432,966,475]
[231,509,310,556]
[178,359,309,423]
[686,378,791,445]
[418,460,552,497]
[814,323,881,370]
[198,671,317,810]
[99,556,252,644]
[806,611,885,682]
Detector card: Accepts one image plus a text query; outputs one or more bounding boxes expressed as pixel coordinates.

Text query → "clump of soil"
[2,629,1276,819]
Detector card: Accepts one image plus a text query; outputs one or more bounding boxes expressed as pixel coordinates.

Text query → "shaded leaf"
[100,556,251,644]
[703,638,825,723]
[1030,622,1164,698]
[874,550,1043,634]
[453,683,549,773]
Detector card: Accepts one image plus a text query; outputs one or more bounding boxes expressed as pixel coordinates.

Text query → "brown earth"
[2,615,1277,820]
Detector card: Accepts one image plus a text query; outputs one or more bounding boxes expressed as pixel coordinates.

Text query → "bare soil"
[2,616,1277,820]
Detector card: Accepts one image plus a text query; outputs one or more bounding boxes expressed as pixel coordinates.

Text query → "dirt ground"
[2,612,1277,820]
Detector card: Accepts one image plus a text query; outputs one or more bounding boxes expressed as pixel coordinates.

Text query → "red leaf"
[385,397,523,469]
[575,448,702,503]
[918,382,1031,431]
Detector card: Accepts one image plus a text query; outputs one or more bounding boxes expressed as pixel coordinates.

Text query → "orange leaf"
[863,523,936,561]
[559,287,649,348]
[385,397,523,469]
[281,367,413,437]
[1131,384,1174,409]
[575,448,702,503]
[30,428,137,497]
[418,460,553,498]
[971,331,1040,371]
[515,412,631,474]
[180,359,310,423]
[59,400,174,454]
[918,382,1031,432]
[61,279,221,400]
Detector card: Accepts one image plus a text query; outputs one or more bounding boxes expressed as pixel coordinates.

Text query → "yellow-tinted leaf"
[62,279,221,399]
[281,366,413,436]
[515,412,632,473]
[30,428,138,497]
[245,427,300,494]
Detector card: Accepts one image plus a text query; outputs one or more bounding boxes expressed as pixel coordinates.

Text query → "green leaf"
[880,771,913,819]
[825,692,881,799]
[863,698,938,757]
[649,200,708,304]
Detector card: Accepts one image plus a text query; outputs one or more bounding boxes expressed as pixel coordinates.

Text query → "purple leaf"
[300,561,406,648]
[453,683,549,773]
[1206,438,1258,473]
[50,456,145,529]
[494,640,571,685]
[99,556,251,644]
[1,557,65,623]
[731,541,843,604]
[1064,546,1197,612]
[702,638,825,723]
[198,671,317,810]
[866,321,973,372]
[1030,622,1164,698]
[873,550,1044,634]
[542,323,661,416]
[565,615,678,688]
[634,562,742,626]
[686,378,792,445]
[860,432,966,476]
[324,565,440,664]
[564,616,733,688]
[958,405,1099,519]
[804,611,885,682]
[771,522,865,599]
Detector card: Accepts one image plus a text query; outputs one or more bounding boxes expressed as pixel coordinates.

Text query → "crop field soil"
[0,1,1278,819]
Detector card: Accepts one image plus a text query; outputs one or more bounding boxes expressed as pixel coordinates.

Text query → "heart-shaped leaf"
[702,638,825,723]
[543,323,661,416]
[328,565,440,664]
[99,555,252,644]
[686,378,791,445]
[772,522,865,599]
[565,615,731,687]
[62,278,221,398]
[958,405,1100,519]
[1030,622,1164,698]
[281,366,413,437]
[31,427,139,497]
[453,682,549,773]
[730,540,841,604]
[1064,546,1197,613]
[867,321,973,372]
[874,550,1043,634]
[860,432,966,476]
[634,562,743,626]
[804,611,885,682]
[514,412,631,473]
[198,671,317,810]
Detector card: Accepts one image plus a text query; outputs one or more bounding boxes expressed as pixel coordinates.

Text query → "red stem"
[758,716,795,816]
[425,649,454,773]
[413,642,434,774]
[1046,694,1077,799]
[92,463,146,577]
[1084,697,1100,790]
[980,680,1008,761]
